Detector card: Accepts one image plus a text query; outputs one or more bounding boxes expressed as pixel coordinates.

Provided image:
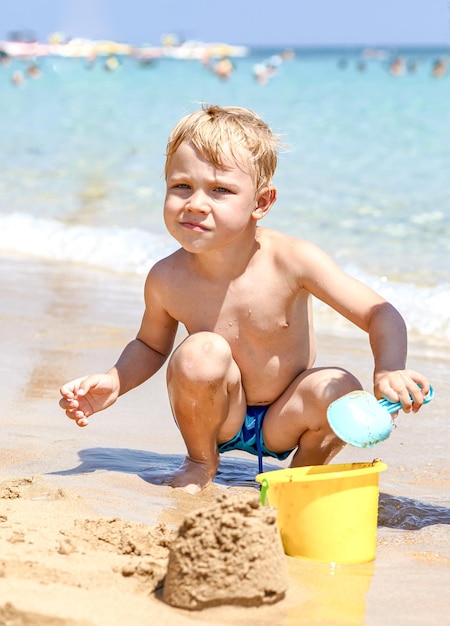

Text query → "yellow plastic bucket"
[255,460,387,564]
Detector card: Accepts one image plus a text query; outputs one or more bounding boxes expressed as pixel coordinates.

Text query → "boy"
[60,105,430,494]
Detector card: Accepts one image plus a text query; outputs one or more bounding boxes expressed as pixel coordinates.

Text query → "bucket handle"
[260,478,269,506]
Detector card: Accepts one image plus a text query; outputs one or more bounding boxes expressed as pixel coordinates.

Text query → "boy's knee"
[323,367,362,408]
[168,332,233,381]
[330,368,362,397]
[307,367,362,412]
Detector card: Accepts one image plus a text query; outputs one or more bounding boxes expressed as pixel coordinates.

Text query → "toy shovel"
[327,386,434,448]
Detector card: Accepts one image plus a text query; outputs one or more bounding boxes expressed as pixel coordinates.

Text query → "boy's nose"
[185,190,209,213]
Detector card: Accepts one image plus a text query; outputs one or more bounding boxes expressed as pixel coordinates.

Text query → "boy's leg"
[166,332,246,493]
[262,367,362,466]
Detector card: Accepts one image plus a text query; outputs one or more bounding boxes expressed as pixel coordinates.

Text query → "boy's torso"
[158,229,316,404]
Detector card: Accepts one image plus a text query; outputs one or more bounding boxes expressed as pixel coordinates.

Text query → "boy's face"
[164,141,267,254]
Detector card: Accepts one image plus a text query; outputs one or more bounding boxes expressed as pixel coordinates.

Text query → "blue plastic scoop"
[327,386,434,448]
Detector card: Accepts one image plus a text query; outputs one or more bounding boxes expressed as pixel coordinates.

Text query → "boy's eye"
[214,187,230,193]
[174,183,190,189]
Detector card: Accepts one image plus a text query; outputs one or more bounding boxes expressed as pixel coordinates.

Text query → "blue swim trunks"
[218,405,295,473]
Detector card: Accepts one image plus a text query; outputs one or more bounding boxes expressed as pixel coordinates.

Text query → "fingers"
[73,415,89,427]
[59,376,89,399]
[375,370,430,414]
[411,372,431,398]
[375,372,408,405]
[66,408,89,427]
[59,376,93,426]
[398,389,416,413]
[59,393,88,416]
[401,370,431,412]
[59,397,90,426]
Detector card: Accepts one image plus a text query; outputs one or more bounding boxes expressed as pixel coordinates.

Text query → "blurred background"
[0,0,449,346]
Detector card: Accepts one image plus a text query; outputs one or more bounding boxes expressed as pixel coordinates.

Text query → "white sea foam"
[0,212,176,276]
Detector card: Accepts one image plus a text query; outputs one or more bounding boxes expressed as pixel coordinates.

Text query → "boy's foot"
[170,456,217,494]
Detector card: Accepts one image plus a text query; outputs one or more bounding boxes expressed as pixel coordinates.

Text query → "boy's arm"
[108,265,179,395]
[367,301,429,411]
[298,240,430,411]
[60,264,178,425]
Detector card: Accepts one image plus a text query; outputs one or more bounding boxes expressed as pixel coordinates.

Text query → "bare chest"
[169,273,305,344]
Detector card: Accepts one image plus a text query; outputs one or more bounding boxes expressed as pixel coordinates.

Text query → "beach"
[1,45,449,624]
[0,254,449,625]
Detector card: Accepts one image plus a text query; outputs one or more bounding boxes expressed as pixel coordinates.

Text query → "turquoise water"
[0,47,449,344]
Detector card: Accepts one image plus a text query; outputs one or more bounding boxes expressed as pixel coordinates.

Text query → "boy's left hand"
[374,369,430,414]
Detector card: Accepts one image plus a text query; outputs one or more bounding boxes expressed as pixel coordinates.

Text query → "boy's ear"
[252,187,277,220]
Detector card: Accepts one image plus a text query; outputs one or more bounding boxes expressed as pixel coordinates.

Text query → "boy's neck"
[187,228,263,280]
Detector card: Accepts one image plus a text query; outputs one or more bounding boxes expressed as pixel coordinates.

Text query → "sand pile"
[163,491,288,609]
[1,477,287,620]
[59,516,175,591]
[0,476,175,599]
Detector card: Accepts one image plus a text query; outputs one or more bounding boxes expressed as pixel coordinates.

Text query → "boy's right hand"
[59,374,120,427]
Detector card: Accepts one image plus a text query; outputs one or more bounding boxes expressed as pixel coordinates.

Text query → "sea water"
[1,46,449,346]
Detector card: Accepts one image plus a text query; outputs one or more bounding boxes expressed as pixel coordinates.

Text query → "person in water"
[59,105,430,493]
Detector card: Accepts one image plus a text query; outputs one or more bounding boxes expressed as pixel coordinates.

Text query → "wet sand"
[0,255,449,625]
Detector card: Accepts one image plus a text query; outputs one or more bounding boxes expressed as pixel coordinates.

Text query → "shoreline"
[1,255,449,625]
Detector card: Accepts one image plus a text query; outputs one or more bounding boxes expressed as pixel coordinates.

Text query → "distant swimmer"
[253,62,275,84]
[213,56,234,81]
[86,54,97,70]
[432,58,447,78]
[253,54,282,84]
[11,70,25,87]
[0,49,11,66]
[280,48,294,61]
[26,63,42,79]
[104,55,120,71]
[389,57,405,76]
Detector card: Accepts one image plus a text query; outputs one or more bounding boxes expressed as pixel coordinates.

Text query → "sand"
[0,255,449,625]
[163,492,288,609]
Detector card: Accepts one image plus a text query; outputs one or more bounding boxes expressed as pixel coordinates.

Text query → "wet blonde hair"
[165,104,281,191]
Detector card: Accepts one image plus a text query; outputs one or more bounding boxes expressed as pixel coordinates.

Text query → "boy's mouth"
[180,221,210,232]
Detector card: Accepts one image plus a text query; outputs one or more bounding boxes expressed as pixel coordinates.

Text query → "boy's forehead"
[174,141,253,174]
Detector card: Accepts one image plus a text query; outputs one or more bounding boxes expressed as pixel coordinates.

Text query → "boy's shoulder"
[258,227,319,258]
[147,247,187,279]
[259,228,336,280]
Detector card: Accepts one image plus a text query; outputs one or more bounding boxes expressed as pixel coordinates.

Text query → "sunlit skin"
[60,140,430,494]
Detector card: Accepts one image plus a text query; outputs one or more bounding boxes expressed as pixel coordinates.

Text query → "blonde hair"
[165,105,281,191]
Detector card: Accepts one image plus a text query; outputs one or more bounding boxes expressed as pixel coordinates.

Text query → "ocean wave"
[1,212,449,344]
[314,266,450,345]
[0,212,176,276]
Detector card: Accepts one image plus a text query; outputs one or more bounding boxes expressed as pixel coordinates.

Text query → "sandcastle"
[162,491,288,610]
